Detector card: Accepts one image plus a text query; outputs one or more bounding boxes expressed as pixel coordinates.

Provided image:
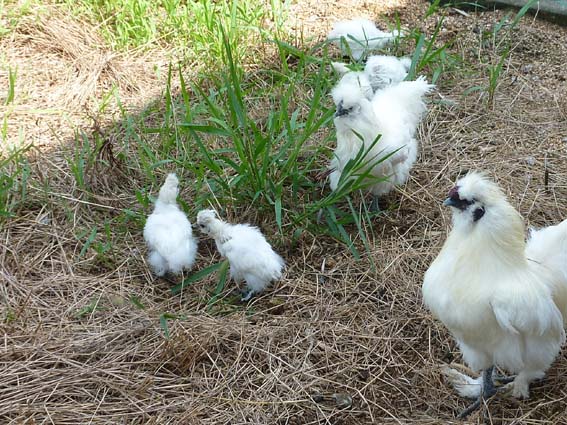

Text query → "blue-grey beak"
[335,101,348,118]
[443,197,473,211]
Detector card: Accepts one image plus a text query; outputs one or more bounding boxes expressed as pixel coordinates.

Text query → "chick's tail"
[373,77,434,130]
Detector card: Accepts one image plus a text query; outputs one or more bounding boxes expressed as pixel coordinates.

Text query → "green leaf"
[207,259,230,308]
[159,313,171,339]
[79,227,98,259]
[171,261,225,294]
[129,295,146,310]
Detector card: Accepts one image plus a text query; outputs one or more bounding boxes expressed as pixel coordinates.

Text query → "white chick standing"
[329,75,433,210]
[328,18,402,60]
[143,173,197,276]
[196,209,285,301]
[423,172,567,418]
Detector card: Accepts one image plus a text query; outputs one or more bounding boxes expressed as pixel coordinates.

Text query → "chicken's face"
[443,185,486,225]
[331,79,373,132]
[196,209,219,237]
[335,98,363,118]
[442,172,502,229]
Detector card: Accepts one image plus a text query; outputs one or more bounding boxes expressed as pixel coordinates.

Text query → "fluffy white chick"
[329,75,433,210]
[423,172,567,418]
[331,62,374,100]
[364,55,412,91]
[196,209,285,301]
[331,55,411,98]
[143,173,197,277]
[328,18,402,60]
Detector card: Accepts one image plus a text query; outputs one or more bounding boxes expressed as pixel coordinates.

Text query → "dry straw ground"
[1,1,567,424]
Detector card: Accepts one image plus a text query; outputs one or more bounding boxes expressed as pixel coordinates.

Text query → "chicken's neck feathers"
[153,200,181,214]
[208,219,231,242]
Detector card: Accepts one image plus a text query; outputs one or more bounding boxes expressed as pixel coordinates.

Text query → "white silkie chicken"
[327,18,402,60]
[143,173,198,276]
[196,209,285,301]
[331,55,411,97]
[329,75,433,210]
[423,172,567,418]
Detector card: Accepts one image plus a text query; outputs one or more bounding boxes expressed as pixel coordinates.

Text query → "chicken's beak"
[443,197,457,208]
[443,197,471,211]
[335,101,348,118]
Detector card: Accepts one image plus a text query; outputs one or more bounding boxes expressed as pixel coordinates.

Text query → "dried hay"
[0,6,168,153]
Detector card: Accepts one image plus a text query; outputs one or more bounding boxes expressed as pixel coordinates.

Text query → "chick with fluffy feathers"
[196,209,285,301]
[143,173,198,276]
[423,172,567,417]
[365,55,411,91]
[330,75,433,209]
[328,18,401,60]
[331,55,411,97]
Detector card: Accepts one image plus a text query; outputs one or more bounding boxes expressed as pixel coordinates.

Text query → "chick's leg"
[241,289,255,302]
[457,366,496,419]
[369,195,381,212]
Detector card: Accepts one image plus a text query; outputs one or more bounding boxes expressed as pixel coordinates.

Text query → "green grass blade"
[171,261,225,294]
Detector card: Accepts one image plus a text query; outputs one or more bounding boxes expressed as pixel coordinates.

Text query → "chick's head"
[158,173,179,204]
[332,73,373,121]
[196,209,221,237]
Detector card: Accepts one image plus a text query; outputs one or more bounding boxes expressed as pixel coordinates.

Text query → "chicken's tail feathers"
[527,218,567,319]
[409,76,436,94]
[374,78,434,128]
[157,173,179,205]
[379,77,434,103]
[527,218,567,276]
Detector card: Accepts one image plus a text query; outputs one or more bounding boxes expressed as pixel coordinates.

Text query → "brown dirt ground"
[1,1,567,424]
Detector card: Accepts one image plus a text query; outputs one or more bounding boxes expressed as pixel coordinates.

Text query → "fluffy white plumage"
[364,55,411,91]
[329,75,433,202]
[196,209,285,301]
[327,18,401,60]
[331,55,411,98]
[423,172,567,405]
[143,173,198,276]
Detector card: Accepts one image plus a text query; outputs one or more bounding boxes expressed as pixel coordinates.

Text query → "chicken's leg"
[457,366,496,419]
[241,289,255,302]
[370,195,381,212]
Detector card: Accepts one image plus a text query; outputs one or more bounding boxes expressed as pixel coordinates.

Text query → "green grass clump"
[65,2,462,260]
[59,0,284,65]
[0,144,31,220]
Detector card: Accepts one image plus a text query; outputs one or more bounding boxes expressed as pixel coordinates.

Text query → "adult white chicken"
[143,173,198,276]
[196,209,285,301]
[329,75,433,210]
[423,172,567,418]
[328,18,401,60]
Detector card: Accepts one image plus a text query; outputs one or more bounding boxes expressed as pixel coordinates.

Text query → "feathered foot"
[241,289,255,302]
[457,366,497,419]
[493,374,516,386]
[442,365,515,397]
